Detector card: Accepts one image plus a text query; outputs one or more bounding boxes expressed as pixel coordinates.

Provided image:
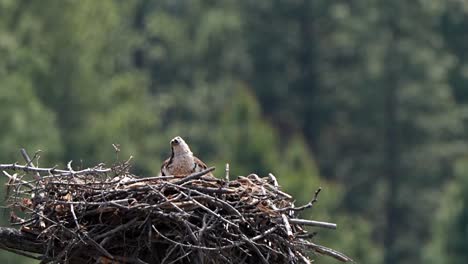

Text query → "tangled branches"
[2,153,352,264]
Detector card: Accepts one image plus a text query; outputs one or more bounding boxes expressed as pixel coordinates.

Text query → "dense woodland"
[1,0,468,263]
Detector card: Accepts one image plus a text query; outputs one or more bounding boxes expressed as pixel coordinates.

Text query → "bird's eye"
[171,138,179,144]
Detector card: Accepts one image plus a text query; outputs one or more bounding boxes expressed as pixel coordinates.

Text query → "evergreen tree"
[315,1,464,263]
[424,158,468,264]
[0,0,62,162]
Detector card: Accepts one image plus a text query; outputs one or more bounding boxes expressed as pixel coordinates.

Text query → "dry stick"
[237,233,269,264]
[296,232,317,239]
[296,250,312,264]
[192,196,245,221]
[197,214,215,244]
[263,174,292,199]
[160,243,179,264]
[20,149,41,181]
[249,226,279,243]
[186,185,235,194]
[56,230,110,262]
[20,207,91,261]
[267,173,279,188]
[181,192,238,227]
[44,181,115,187]
[225,163,230,182]
[67,160,76,174]
[300,241,353,262]
[274,189,293,199]
[182,221,203,264]
[152,223,279,253]
[54,237,78,263]
[0,163,112,176]
[9,216,37,227]
[83,235,114,260]
[166,182,245,221]
[113,156,133,176]
[119,175,175,185]
[276,187,322,213]
[167,249,193,264]
[22,207,73,235]
[52,198,133,206]
[99,236,112,248]
[174,167,215,185]
[152,226,238,251]
[288,219,337,230]
[287,247,295,262]
[94,218,138,241]
[281,214,293,238]
[146,187,187,214]
[0,227,46,257]
[69,204,80,229]
[111,255,149,264]
[3,171,35,189]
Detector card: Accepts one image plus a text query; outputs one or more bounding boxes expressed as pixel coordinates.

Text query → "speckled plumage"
[160,136,211,177]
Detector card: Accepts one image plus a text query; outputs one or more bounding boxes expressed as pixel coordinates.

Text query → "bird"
[160,136,212,177]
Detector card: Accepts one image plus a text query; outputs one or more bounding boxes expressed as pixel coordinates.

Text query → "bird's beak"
[171,137,180,146]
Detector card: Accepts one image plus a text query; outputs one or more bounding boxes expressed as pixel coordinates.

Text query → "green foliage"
[0,0,61,162]
[218,87,279,176]
[424,158,468,264]
[0,83,61,161]
[312,1,464,263]
[319,216,383,264]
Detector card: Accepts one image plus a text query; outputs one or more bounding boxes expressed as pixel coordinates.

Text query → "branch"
[0,163,112,176]
[0,227,45,256]
[173,167,215,185]
[20,149,41,181]
[289,219,337,230]
[276,188,321,213]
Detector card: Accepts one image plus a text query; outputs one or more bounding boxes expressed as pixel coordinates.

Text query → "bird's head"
[170,136,192,156]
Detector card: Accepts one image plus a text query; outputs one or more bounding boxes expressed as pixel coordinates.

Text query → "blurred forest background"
[1,0,468,263]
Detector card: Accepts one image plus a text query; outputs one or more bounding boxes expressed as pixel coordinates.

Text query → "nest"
[2,156,352,264]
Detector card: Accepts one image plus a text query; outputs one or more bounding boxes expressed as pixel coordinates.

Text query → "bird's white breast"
[165,153,195,176]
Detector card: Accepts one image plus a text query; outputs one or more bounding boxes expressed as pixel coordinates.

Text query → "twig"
[119,175,175,185]
[94,218,138,241]
[51,199,134,206]
[84,235,114,260]
[0,163,112,176]
[0,227,45,255]
[277,188,321,213]
[70,204,80,229]
[225,163,230,182]
[173,167,215,185]
[288,219,337,229]
[20,149,41,181]
[300,241,353,262]
[67,161,76,174]
[282,214,293,238]
[181,192,238,227]
[3,171,34,189]
[268,173,279,188]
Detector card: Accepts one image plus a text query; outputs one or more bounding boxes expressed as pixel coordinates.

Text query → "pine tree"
[315,1,464,263]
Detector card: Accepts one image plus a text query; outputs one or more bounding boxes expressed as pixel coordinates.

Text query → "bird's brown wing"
[193,156,211,175]
[195,156,208,168]
[160,158,171,176]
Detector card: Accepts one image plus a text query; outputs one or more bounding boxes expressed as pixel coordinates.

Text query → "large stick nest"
[2,156,352,264]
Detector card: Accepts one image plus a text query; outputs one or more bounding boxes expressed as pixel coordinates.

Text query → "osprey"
[160,136,211,177]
